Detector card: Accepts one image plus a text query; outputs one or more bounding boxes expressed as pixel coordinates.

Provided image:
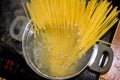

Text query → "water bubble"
[38,64,43,69]
[67,35,70,38]
[43,27,46,30]
[77,32,80,36]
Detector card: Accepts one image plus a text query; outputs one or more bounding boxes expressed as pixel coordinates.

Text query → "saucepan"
[21,20,113,80]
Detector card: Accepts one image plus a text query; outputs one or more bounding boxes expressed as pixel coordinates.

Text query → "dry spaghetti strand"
[25,0,119,77]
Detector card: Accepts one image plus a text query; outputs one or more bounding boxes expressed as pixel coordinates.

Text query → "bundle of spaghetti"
[25,0,119,77]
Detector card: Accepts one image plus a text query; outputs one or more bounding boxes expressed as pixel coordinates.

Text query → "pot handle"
[10,16,28,42]
[88,44,113,73]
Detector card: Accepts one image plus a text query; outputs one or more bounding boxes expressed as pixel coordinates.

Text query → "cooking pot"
[20,20,114,80]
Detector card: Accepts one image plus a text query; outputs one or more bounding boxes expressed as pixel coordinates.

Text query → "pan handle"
[88,44,113,73]
[10,16,28,42]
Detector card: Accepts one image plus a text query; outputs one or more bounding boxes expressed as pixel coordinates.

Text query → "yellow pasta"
[25,0,119,77]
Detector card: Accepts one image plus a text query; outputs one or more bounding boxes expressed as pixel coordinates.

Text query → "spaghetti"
[25,0,119,77]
